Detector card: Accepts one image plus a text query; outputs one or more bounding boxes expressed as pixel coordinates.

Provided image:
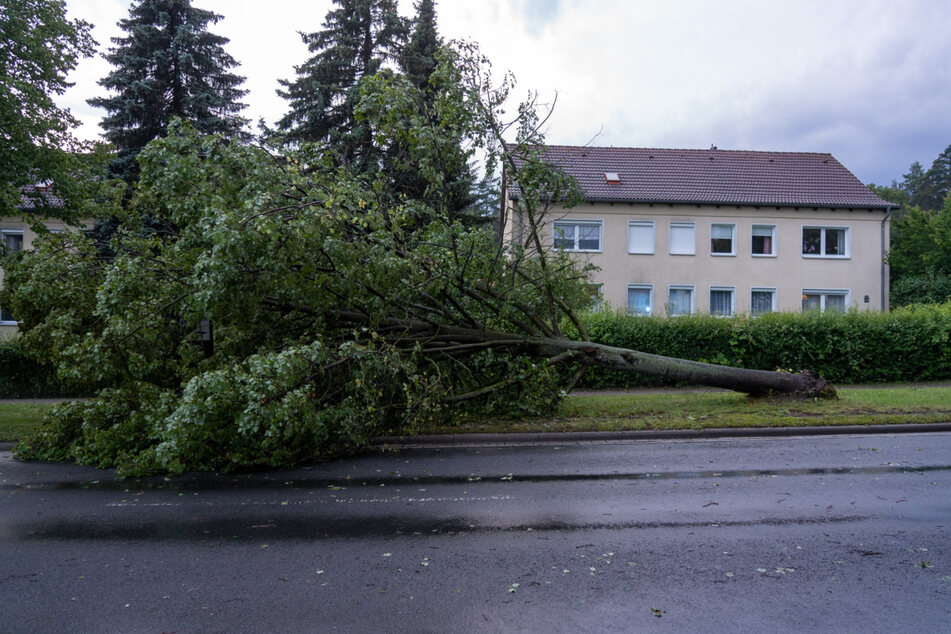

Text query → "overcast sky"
[59,0,951,186]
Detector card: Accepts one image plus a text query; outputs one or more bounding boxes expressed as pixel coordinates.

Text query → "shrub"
[0,337,73,398]
[577,303,951,388]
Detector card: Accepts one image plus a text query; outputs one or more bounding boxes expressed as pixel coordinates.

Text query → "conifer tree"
[88,0,247,182]
[276,0,407,167]
[401,0,439,93]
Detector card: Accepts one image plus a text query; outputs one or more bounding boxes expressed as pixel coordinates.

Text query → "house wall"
[1,216,92,337]
[503,200,890,314]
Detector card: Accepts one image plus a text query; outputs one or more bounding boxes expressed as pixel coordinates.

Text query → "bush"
[0,337,75,398]
[577,303,951,388]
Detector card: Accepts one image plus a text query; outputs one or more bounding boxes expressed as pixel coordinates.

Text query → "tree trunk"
[333,311,837,399]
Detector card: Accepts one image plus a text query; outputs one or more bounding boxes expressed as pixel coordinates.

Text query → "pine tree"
[401,0,439,93]
[88,0,247,182]
[276,0,407,167]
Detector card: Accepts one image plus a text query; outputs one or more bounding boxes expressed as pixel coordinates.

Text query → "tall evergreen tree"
[88,0,248,182]
[401,0,439,93]
[276,0,407,167]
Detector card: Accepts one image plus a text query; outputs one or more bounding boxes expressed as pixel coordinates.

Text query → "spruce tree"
[401,0,439,93]
[88,0,247,182]
[276,0,407,167]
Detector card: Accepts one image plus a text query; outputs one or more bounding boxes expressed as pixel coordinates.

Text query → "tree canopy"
[88,0,248,182]
[0,0,95,218]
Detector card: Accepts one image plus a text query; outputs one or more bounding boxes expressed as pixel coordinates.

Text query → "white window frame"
[667,285,695,316]
[669,222,696,255]
[802,226,850,259]
[553,219,603,252]
[801,288,850,312]
[1,228,24,253]
[709,286,736,316]
[750,287,777,315]
[627,221,654,254]
[627,284,653,315]
[710,223,736,256]
[751,224,777,257]
[587,283,604,310]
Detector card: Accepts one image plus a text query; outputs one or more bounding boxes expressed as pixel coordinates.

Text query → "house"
[501,145,897,315]
[1,185,92,336]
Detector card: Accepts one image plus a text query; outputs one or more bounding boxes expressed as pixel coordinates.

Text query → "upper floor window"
[802,226,849,258]
[710,223,736,256]
[751,224,776,256]
[553,220,602,252]
[1,229,24,254]
[669,222,696,255]
[627,221,654,254]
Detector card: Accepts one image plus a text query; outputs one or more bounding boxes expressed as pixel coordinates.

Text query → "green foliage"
[88,0,248,182]
[577,304,951,388]
[9,48,589,475]
[0,0,96,219]
[0,337,72,398]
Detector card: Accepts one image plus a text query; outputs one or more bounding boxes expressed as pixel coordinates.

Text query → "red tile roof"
[507,144,896,209]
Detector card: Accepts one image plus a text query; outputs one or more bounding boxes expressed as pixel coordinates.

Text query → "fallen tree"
[5,44,834,475]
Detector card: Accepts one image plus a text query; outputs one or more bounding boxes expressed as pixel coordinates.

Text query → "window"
[710,223,735,255]
[802,226,849,257]
[802,289,849,312]
[586,284,604,310]
[1,229,24,254]
[751,225,776,256]
[751,288,776,315]
[553,220,602,252]
[709,287,735,316]
[627,285,653,315]
[627,221,654,254]
[669,222,695,255]
[668,286,694,315]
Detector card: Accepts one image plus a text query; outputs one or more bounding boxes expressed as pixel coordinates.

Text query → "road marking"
[105,494,513,508]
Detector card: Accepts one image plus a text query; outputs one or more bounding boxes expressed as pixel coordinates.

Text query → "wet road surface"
[2,432,950,632]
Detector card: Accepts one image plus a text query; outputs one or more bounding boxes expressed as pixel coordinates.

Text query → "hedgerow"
[577,302,951,388]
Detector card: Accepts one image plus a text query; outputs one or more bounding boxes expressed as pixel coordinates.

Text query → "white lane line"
[106,494,513,508]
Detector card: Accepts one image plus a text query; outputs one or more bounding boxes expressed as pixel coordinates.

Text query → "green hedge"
[577,303,951,388]
[0,338,72,398]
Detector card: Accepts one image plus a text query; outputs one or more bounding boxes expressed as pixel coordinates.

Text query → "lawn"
[1,386,950,443]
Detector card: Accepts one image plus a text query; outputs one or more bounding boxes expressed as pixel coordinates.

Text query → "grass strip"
[2,386,950,443]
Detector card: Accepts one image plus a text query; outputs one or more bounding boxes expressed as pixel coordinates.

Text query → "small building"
[501,145,897,315]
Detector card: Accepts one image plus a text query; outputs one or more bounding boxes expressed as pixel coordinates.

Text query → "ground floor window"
[802,289,848,312]
[709,287,735,316]
[668,286,694,315]
[627,285,653,315]
[751,288,776,315]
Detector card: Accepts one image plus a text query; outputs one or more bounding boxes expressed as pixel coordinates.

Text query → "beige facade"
[503,202,890,315]
[1,216,92,337]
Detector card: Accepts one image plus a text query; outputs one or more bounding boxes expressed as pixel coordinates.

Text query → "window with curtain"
[709,288,734,316]
[1,230,24,253]
[751,288,775,315]
[668,286,693,315]
[627,285,652,315]
[751,225,775,256]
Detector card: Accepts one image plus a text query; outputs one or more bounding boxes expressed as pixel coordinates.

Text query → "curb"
[372,422,951,448]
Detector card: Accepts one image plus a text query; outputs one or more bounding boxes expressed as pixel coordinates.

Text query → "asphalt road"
[2,432,950,633]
